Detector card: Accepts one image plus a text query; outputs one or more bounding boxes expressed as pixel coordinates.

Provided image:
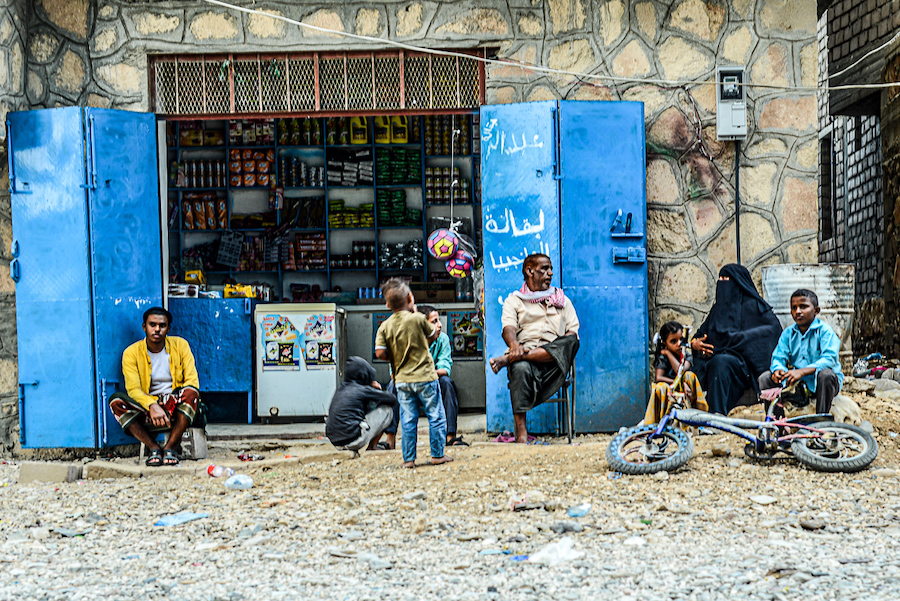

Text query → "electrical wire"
[201,0,900,93]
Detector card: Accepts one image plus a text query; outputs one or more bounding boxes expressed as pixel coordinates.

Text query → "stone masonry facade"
[0,0,818,450]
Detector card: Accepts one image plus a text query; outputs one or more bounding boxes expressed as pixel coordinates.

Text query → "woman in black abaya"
[691,264,782,415]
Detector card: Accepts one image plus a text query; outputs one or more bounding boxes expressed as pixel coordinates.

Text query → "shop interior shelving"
[165,114,480,301]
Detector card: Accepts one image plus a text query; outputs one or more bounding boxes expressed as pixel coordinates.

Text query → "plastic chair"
[545,361,576,444]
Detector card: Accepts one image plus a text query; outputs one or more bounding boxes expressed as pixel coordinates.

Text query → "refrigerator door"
[85,108,162,447]
[7,108,97,448]
[255,304,343,419]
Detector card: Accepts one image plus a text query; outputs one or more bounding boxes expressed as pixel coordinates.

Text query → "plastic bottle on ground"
[207,465,235,478]
[224,474,254,490]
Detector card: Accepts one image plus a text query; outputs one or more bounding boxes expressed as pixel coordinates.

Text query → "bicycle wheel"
[791,421,878,473]
[606,424,694,475]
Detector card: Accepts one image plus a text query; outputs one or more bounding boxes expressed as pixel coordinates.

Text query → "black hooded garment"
[325,356,398,447]
[691,264,782,414]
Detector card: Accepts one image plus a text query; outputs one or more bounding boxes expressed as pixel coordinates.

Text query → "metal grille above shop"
[150,50,485,119]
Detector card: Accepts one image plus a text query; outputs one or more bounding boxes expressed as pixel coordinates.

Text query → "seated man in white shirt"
[489,254,579,443]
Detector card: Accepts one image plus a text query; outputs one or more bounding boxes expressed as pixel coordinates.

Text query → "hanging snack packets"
[194,198,206,230]
[204,196,216,229]
[182,200,194,229]
[217,197,227,229]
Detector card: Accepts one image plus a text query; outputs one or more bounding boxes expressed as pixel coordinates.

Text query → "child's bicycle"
[607,385,878,475]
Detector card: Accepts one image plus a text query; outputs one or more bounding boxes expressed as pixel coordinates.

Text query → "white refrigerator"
[254,303,347,421]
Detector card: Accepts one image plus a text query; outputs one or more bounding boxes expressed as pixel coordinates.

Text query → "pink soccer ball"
[427,228,459,259]
[445,249,473,278]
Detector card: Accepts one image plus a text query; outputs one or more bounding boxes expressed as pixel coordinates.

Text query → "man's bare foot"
[402,461,416,469]
[489,355,509,374]
[431,455,454,465]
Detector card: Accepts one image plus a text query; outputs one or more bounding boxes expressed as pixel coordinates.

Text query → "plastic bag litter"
[527,536,584,566]
[154,512,209,527]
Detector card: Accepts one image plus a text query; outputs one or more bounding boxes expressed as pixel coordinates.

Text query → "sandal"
[145,449,163,467]
[375,441,393,451]
[448,436,469,447]
[162,449,180,466]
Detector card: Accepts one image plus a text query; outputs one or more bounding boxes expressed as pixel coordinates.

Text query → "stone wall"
[0,0,28,453]
[3,0,820,449]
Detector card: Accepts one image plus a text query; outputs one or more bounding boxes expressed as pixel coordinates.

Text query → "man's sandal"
[145,449,163,467]
[162,450,180,466]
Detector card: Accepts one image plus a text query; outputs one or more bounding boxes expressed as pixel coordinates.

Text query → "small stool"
[137,428,208,464]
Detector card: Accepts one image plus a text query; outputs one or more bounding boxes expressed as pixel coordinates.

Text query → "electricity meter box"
[716,66,747,140]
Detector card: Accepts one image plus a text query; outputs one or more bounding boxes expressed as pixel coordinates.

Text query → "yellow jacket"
[122,336,200,411]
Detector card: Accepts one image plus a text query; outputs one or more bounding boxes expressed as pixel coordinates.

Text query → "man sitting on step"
[109,307,200,467]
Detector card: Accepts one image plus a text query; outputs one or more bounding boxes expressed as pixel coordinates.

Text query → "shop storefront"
[153,51,487,423]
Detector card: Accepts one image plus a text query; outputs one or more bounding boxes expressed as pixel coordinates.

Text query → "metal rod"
[734,139,741,265]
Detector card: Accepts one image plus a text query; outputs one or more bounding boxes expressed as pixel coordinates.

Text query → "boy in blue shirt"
[758,289,843,413]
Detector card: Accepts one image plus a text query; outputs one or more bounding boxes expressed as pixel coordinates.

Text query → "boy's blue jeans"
[396,380,446,463]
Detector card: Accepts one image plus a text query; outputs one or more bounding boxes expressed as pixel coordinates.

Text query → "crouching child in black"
[326,356,399,453]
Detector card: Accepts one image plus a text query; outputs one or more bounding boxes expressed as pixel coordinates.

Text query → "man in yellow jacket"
[109,307,200,466]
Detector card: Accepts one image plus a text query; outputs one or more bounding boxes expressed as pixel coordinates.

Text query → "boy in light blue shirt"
[758,288,843,413]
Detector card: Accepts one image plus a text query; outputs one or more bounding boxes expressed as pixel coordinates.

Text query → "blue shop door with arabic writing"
[481,101,562,434]
[559,101,648,432]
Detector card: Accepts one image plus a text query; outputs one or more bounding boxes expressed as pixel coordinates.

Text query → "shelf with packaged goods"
[166,113,477,298]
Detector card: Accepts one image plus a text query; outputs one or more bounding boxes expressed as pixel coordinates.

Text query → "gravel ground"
[3,394,900,601]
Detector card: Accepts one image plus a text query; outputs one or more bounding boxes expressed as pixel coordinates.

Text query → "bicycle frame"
[653,405,836,449]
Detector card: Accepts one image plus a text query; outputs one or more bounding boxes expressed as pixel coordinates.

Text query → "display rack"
[165,114,479,301]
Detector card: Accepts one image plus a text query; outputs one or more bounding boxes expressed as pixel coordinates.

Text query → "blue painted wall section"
[169,299,254,395]
[481,101,649,434]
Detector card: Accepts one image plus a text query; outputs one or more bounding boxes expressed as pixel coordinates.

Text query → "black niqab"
[693,264,782,383]
[325,356,398,446]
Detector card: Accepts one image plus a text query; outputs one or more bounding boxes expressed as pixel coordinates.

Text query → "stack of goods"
[182,240,220,273]
[178,123,225,147]
[282,233,327,271]
[170,160,226,188]
[277,118,323,146]
[182,193,227,230]
[329,241,376,269]
[379,239,424,270]
[324,117,351,145]
[286,196,326,229]
[228,119,276,146]
[425,167,469,204]
[377,190,421,226]
[375,148,421,184]
[424,115,471,156]
[328,200,375,229]
[229,211,277,229]
[229,149,275,188]
[290,284,325,303]
[278,156,325,187]
[237,236,269,271]
[326,148,374,186]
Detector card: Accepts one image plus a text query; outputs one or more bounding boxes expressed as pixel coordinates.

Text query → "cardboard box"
[410,282,455,302]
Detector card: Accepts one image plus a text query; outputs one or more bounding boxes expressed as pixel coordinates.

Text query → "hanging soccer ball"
[427,228,459,259]
[445,249,474,278]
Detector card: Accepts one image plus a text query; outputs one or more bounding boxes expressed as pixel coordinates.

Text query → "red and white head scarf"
[513,283,566,308]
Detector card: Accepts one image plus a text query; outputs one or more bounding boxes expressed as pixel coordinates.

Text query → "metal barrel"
[761,264,855,372]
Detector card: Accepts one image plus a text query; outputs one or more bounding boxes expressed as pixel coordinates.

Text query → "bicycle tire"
[606,424,694,475]
[791,421,878,473]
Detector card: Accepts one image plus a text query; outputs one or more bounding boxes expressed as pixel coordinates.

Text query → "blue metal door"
[559,101,648,431]
[481,101,562,434]
[7,108,97,448]
[85,108,162,447]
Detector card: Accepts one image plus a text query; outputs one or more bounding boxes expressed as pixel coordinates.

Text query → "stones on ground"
[860,421,875,433]
[800,519,825,530]
[871,467,897,478]
[550,521,584,534]
[711,443,731,457]
[652,470,669,480]
[750,495,778,505]
[403,490,427,501]
[411,515,427,534]
[623,536,645,546]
